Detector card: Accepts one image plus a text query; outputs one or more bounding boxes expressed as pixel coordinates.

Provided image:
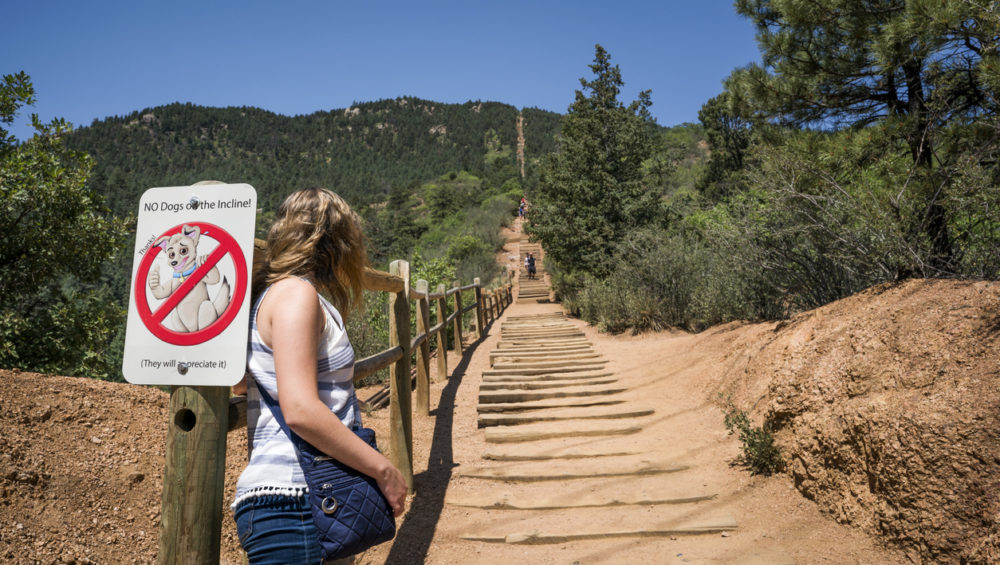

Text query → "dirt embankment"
[714,279,1000,563]
[0,278,997,564]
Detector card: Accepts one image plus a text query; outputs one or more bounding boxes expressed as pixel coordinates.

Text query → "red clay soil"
[1,278,998,564]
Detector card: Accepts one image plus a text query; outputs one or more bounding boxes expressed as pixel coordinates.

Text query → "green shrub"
[720,395,783,476]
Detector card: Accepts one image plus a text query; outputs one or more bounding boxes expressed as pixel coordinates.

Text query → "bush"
[721,395,783,476]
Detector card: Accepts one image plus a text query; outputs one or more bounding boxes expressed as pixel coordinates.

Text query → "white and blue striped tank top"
[231,282,359,509]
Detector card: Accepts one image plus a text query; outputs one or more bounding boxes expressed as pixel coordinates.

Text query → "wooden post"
[452,280,463,354]
[435,283,448,381]
[388,260,413,489]
[494,289,501,319]
[473,277,484,339]
[157,386,229,565]
[488,291,495,324]
[415,279,431,417]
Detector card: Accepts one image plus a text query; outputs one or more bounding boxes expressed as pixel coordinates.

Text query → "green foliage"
[551,7,1000,336]
[528,45,661,277]
[720,394,783,476]
[0,72,131,379]
[728,0,1000,268]
[697,92,753,200]
[347,290,390,387]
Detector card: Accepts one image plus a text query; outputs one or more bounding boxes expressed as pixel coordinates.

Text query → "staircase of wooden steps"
[516,242,549,302]
[447,304,740,551]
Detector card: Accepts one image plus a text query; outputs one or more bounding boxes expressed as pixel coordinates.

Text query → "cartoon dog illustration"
[148,224,231,332]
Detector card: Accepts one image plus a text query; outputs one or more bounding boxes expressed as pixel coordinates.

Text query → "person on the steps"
[526,253,536,280]
[231,187,407,565]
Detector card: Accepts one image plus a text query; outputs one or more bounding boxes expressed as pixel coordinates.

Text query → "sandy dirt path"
[355,225,908,564]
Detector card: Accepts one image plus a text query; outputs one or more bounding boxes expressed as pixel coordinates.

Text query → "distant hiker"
[526,253,536,280]
[518,203,525,218]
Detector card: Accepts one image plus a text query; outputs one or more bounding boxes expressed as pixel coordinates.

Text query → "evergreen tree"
[697,92,753,201]
[528,44,659,276]
[728,0,1000,269]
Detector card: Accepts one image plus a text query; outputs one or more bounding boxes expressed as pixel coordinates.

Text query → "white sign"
[122,183,257,386]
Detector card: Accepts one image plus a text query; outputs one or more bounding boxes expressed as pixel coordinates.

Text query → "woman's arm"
[260,278,408,516]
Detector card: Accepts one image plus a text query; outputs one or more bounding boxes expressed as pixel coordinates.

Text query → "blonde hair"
[256,188,369,316]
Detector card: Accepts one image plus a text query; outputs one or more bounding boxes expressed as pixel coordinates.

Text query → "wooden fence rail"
[191,256,511,564]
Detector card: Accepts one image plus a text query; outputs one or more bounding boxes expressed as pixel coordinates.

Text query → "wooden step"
[445,490,717,510]
[460,517,737,544]
[482,371,612,383]
[489,353,601,366]
[483,365,607,377]
[484,419,642,443]
[476,396,627,414]
[457,457,687,479]
[482,444,641,461]
[478,385,626,404]
[478,405,653,427]
[479,377,617,392]
[490,360,607,371]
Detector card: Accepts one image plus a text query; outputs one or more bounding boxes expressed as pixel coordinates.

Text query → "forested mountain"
[26,96,564,380]
[67,98,563,217]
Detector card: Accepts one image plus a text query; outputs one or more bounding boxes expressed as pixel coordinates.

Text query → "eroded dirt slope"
[714,279,1000,563]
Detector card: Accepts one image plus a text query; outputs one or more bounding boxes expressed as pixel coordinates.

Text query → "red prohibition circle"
[134,222,248,346]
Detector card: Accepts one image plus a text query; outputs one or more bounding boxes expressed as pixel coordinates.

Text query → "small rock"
[721,531,731,537]
[90,437,102,444]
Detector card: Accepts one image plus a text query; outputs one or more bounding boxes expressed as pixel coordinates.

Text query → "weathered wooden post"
[415,279,431,417]
[473,277,484,339]
[435,283,448,381]
[452,280,463,354]
[388,260,413,489]
[157,386,229,565]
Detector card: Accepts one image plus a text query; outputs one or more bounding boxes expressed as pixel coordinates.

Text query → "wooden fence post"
[435,283,448,381]
[157,386,229,565]
[415,279,431,417]
[452,280,463,354]
[388,260,413,489]
[473,277,484,339]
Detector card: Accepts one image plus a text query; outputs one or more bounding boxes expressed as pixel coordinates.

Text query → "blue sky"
[4,1,761,140]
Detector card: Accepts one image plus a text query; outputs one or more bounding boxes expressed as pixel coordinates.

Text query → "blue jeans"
[234,495,354,565]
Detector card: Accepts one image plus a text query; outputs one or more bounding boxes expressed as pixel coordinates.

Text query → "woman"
[231,188,407,564]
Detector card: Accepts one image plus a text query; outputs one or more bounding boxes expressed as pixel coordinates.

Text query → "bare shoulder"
[267,277,319,304]
[259,278,323,331]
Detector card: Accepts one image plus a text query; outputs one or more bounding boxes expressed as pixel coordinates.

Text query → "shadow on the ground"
[384,315,500,563]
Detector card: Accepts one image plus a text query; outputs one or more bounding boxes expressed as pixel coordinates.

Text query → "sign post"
[122,182,256,565]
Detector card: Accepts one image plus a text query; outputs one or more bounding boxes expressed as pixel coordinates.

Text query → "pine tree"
[728,0,1000,268]
[528,44,659,276]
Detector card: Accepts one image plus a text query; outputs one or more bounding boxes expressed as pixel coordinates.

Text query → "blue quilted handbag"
[257,386,397,560]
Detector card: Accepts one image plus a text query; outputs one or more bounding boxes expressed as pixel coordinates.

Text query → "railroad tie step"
[484,419,643,443]
[459,518,738,545]
[456,457,687,480]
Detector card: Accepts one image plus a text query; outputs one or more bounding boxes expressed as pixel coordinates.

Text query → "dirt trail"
[8,217,971,564]
[358,222,908,564]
